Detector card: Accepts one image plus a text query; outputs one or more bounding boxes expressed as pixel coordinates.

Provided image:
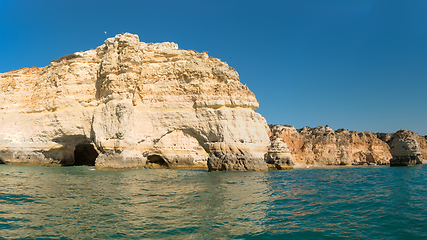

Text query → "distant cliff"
[0,33,272,171]
[269,125,425,167]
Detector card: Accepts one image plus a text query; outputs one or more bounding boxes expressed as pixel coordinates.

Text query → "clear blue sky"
[1,0,426,135]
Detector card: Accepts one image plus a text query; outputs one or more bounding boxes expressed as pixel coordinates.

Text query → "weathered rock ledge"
[0,33,274,171]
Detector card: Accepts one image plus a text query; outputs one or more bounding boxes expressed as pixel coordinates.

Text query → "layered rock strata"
[0,33,270,171]
[270,125,393,167]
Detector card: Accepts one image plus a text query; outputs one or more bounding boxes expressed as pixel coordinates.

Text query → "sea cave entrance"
[146,154,169,168]
[73,143,98,166]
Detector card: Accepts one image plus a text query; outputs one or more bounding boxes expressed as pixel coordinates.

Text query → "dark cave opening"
[147,154,169,168]
[73,144,98,166]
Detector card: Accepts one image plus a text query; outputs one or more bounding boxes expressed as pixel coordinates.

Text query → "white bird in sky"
[104,31,107,34]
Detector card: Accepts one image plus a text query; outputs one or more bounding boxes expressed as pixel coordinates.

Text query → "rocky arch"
[181,128,211,153]
[148,129,209,169]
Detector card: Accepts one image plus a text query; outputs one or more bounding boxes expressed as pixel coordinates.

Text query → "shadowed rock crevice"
[146,154,169,169]
[73,144,98,166]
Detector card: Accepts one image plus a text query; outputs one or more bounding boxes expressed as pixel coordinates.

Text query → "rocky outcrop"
[266,138,294,169]
[0,33,270,171]
[265,126,294,169]
[378,130,424,166]
[270,125,393,167]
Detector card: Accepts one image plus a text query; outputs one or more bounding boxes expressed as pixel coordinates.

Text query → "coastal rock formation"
[265,127,294,169]
[378,130,423,166]
[270,125,392,167]
[266,138,294,169]
[0,33,270,171]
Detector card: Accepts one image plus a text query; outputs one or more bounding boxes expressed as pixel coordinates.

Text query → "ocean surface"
[1,164,426,239]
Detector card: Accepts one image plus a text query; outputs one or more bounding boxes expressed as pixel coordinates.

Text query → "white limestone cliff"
[0,33,270,170]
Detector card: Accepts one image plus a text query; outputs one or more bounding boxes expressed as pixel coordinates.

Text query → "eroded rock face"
[270,125,392,167]
[378,130,423,166]
[0,33,270,170]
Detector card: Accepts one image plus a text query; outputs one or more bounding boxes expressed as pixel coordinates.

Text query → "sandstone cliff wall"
[0,33,270,170]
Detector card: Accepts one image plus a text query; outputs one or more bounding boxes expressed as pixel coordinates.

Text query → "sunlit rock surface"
[270,124,393,167]
[271,125,427,168]
[0,33,270,170]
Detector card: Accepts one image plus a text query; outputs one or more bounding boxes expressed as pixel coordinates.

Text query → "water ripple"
[1,165,427,239]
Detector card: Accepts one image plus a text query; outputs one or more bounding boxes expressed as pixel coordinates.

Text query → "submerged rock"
[0,33,270,171]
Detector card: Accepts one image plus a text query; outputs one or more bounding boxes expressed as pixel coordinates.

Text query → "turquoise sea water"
[1,164,426,239]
